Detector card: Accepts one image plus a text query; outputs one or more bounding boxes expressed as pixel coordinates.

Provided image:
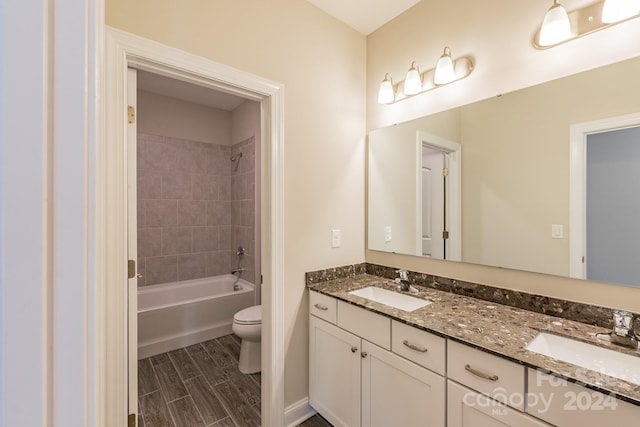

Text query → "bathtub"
[138,275,255,359]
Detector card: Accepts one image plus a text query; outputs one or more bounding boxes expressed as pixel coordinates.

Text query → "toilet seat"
[233,305,262,325]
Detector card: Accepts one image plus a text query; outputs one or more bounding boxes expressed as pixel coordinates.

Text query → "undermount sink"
[526,332,640,386]
[348,286,432,312]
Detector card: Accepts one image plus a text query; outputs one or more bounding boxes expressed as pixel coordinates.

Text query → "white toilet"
[232,305,262,374]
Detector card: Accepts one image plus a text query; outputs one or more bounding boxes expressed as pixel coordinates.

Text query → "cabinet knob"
[351,346,358,353]
[361,352,368,358]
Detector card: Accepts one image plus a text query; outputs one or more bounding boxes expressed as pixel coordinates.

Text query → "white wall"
[366,0,640,312]
[106,0,367,406]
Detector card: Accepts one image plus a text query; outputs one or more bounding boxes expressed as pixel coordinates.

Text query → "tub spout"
[231,268,245,276]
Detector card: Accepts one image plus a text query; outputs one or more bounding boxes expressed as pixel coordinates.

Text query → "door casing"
[103,27,285,426]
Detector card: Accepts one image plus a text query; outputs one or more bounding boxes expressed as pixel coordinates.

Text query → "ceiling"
[138,1,414,108]
[306,0,421,35]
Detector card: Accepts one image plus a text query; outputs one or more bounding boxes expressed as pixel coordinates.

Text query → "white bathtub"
[138,275,255,359]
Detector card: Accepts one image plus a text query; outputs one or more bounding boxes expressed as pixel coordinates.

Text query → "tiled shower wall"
[231,137,256,284]
[137,133,255,286]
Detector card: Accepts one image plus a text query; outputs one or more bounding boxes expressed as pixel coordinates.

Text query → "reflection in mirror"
[367,56,640,286]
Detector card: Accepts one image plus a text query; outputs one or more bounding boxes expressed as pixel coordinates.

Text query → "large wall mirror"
[368,55,640,287]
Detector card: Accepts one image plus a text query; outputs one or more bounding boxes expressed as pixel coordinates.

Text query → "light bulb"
[403,61,422,96]
[377,74,395,104]
[434,47,456,85]
[602,0,640,23]
[539,0,572,47]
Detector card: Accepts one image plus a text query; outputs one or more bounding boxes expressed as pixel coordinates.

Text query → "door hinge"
[442,167,449,177]
[128,259,136,279]
[128,105,136,124]
[128,413,136,427]
[442,230,449,239]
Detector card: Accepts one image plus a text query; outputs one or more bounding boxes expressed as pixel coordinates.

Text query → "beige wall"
[367,0,640,312]
[107,0,366,407]
[367,0,640,131]
[138,90,232,144]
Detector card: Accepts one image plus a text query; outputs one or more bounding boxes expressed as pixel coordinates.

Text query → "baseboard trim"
[285,397,316,427]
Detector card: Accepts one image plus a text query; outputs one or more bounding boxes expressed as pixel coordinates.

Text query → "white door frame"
[569,112,640,279]
[103,27,285,426]
[417,131,462,262]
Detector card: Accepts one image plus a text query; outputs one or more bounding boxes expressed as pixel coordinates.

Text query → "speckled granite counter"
[307,274,640,406]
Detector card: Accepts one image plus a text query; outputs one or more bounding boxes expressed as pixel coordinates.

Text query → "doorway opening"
[130,67,264,425]
[104,28,285,427]
[569,112,640,285]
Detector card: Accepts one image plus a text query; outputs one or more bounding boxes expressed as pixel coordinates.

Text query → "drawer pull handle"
[351,347,358,353]
[465,364,499,382]
[402,340,428,353]
[313,303,328,311]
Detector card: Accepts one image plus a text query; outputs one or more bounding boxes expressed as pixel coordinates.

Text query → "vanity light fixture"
[376,47,474,105]
[403,61,422,96]
[534,0,640,49]
[377,73,395,104]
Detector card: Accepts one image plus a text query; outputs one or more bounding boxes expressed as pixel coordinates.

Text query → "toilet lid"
[234,305,262,325]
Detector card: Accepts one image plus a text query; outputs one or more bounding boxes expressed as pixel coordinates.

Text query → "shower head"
[230,152,243,162]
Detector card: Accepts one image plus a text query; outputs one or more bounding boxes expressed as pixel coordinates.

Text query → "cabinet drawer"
[391,320,446,375]
[309,291,337,324]
[448,340,525,411]
[337,300,391,350]
[527,368,640,426]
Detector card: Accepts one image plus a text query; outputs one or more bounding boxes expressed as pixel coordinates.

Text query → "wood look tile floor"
[138,334,261,427]
[138,333,333,427]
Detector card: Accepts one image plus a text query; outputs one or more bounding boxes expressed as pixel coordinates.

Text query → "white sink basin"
[349,286,431,312]
[526,332,640,386]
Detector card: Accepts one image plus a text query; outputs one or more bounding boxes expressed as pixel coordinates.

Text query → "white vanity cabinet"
[527,368,640,426]
[448,381,550,427]
[447,341,551,426]
[309,315,361,427]
[361,340,445,427]
[309,291,446,427]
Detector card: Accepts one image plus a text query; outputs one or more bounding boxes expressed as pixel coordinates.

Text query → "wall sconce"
[377,47,473,105]
[535,0,640,48]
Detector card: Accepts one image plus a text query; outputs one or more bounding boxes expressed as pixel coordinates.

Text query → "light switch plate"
[331,229,341,248]
[551,224,563,239]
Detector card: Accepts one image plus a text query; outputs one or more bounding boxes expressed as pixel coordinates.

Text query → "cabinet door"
[309,316,361,427]
[527,368,640,426]
[448,381,551,427]
[362,340,445,427]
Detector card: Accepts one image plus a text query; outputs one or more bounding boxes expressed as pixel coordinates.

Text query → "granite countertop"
[308,274,640,406]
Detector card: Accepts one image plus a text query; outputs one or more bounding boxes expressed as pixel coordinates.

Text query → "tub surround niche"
[306,270,640,407]
[306,263,637,330]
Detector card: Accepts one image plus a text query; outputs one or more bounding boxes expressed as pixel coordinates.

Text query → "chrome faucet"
[611,310,638,349]
[395,269,419,294]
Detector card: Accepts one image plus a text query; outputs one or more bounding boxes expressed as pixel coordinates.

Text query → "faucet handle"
[396,269,409,281]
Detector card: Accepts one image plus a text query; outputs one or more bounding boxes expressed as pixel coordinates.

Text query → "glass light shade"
[403,62,422,95]
[434,47,455,85]
[377,74,395,104]
[539,1,572,46]
[602,0,640,23]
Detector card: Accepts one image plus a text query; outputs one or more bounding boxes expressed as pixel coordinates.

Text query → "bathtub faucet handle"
[236,246,245,257]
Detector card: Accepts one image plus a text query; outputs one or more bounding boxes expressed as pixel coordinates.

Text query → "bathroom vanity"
[307,274,640,427]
